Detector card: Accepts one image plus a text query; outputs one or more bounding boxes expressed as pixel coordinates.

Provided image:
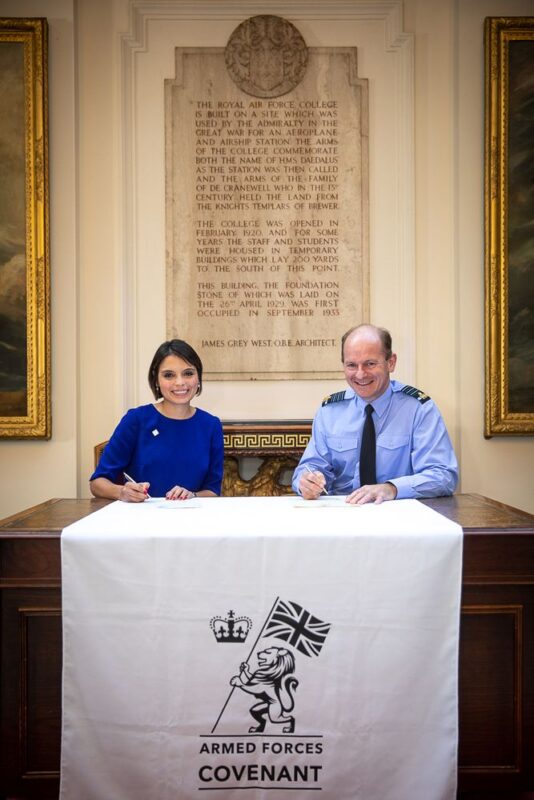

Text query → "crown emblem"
[210,610,252,643]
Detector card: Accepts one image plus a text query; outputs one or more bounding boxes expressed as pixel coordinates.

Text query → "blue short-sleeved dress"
[90,404,224,497]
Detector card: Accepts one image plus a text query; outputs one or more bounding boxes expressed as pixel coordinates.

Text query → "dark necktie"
[359,404,377,486]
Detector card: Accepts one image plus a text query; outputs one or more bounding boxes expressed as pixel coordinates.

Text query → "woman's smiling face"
[157,355,199,407]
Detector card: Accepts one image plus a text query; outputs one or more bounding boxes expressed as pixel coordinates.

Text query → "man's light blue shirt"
[292,380,458,499]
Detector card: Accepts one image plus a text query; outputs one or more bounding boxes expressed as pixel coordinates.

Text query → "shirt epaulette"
[322,390,347,406]
[400,385,431,404]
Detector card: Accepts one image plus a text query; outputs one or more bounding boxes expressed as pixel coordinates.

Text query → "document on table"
[157,499,202,509]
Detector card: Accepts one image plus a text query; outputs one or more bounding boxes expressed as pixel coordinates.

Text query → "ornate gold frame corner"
[0,18,50,438]
[484,17,534,436]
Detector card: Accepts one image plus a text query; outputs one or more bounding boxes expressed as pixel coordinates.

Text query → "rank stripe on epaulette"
[401,385,430,404]
[322,390,346,406]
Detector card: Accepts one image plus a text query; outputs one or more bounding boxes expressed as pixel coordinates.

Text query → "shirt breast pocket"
[326,436,357,473]
[377,434,410,451]
[376,434,411,474]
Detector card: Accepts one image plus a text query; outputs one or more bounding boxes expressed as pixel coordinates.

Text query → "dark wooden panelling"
[23,608,62,775]
[0,540,61,586]
[1,590,61,798]
[458,583,534,797]
[459,605,521,769]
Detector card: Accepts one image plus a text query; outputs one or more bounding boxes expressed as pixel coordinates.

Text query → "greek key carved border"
[223,421,311,455]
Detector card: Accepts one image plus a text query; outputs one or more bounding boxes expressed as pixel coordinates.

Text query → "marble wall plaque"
[165,32,368,379]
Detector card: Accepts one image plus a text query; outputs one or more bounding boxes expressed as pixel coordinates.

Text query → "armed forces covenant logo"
[198,598,331,791]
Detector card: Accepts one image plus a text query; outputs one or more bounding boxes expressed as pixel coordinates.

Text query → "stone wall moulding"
[119,1,414,396]
[165,15,369,379]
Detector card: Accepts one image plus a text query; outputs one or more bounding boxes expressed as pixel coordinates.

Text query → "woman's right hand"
[119,481,150,502]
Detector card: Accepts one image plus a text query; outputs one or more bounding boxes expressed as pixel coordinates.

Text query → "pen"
[123,472,151,499]
[305,464,328,495]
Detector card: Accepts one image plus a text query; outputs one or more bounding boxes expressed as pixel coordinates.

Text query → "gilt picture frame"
[0,18,50,438]
[485,17,534,436]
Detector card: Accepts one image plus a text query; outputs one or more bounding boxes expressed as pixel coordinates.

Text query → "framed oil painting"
[0,18,50,438]
[485,17,534,436]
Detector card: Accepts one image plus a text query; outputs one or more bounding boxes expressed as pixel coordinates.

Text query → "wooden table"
[1,494,533,799]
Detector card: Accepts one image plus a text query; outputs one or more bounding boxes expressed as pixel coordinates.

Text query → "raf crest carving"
[225,15,308,98]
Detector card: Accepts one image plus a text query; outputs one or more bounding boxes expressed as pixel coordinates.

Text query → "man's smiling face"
[342,329,397,403]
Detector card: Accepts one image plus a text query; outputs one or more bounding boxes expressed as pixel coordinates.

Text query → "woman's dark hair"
[148,339,203,400]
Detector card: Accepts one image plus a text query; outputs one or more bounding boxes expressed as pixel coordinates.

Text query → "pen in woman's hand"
[123,472,151,499]
[305,464,328,495]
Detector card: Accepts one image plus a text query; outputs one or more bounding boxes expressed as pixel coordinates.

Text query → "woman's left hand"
[166,485,196,501]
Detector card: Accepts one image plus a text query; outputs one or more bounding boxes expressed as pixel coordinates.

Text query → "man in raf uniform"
[292,324,458,505]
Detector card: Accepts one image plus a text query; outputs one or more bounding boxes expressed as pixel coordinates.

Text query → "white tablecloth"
[60,496,462,800]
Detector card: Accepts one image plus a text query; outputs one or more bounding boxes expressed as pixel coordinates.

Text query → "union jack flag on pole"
[263,599,331,657]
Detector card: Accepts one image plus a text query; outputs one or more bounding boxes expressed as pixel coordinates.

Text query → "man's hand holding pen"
[299,465,328,500]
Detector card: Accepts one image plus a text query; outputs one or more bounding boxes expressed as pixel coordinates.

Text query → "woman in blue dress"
[90,340,224,502]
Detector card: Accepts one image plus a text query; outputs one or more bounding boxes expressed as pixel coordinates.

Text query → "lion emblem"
[230,647,299,733]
